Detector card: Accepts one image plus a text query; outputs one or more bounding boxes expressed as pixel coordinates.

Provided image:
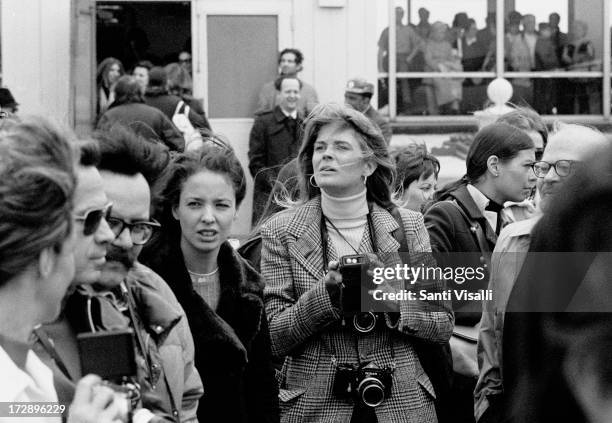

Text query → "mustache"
[105,244,137,269]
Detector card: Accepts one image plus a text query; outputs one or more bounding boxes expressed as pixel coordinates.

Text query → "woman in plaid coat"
[261,103,454,422]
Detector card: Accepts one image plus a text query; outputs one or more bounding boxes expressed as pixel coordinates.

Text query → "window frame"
[381,0,611,122]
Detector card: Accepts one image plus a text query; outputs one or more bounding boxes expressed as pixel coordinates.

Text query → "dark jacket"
[141,240,279,423]
[97,102,185,151]
[424,184,497,325]
[145,89,211,132]
[248,106,303,225]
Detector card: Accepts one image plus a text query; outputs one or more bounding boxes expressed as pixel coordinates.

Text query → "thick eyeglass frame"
[531,160,579,178]
[73,203,113,236]
[106,216,161,245]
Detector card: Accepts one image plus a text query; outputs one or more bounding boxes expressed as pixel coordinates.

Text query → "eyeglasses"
[106,216,160,245]
[74,203,113,236]
[531,160,580,178]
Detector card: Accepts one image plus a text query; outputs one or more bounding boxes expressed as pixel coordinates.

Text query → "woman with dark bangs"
[392,143,440,213]
[141,141,278,423]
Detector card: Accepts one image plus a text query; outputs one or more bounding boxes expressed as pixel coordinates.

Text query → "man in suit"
[344,78,392,144]
[249,74,303,226]
[256,48,318,116]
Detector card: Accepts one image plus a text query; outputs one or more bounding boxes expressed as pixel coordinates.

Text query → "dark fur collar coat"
[141,240,279,423]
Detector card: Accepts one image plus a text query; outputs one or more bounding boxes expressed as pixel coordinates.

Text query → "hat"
[148,67,167,87]
[345,78,374,96]
[0,88,18,109]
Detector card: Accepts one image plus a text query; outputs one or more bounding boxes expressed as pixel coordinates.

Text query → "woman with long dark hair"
[96,57,124,117]
[261,103,453,422]
[140,140,278,423]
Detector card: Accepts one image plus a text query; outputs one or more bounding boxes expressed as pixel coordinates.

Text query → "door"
[193,0,293,235]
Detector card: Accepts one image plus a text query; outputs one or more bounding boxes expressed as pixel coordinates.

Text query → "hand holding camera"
[68,374,126,423]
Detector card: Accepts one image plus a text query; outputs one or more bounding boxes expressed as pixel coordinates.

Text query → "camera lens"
[358,377,386,408]
[353,312,377,333]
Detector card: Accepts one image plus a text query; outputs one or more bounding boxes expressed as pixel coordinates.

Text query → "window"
[377,0,611,120]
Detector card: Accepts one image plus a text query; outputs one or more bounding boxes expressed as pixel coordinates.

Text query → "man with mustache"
[474,123,609,423]
[94,125,205,422]
[36,128,204,422]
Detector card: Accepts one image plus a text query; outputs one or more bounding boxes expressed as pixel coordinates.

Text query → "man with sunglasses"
[35,129,203,423]
[475,123,609,423]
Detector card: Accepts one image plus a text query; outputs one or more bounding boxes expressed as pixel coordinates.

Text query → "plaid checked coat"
[261,197,454,423]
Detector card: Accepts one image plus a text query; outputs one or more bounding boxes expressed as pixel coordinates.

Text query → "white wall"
[1,0,71,124]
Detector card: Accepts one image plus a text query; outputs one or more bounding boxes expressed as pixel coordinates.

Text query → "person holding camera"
[140,139,279,423]
[0,117,124,423]
[261,103,454,422]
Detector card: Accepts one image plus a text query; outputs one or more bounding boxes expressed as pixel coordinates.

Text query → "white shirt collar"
[281,108,297,119]
[466,184,504,232]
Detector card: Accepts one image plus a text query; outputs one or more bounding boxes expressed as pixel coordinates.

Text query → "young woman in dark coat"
[140,140,279,423]
[423,122,538,423]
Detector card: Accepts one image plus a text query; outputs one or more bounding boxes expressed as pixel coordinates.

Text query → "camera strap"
[318,203,396,369]
[320,202,379,268]
[33,324,74,382]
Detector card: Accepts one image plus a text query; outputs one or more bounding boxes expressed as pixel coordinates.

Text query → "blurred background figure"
[0,87,19,115]
[257,47,319,116]
[132,60,153,94]
[344,78,392,144]
[97,75,184,152]
[96,57,124,118]
[377,7,423,114]
[424,21,463,115]
[178,51,192,76]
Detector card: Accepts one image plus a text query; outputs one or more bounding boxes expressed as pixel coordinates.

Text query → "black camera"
[77,330,141,412]
[339,255,379,333]
[333,362,394,408]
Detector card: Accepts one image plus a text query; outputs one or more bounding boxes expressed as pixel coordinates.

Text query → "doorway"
[96,1,191,71]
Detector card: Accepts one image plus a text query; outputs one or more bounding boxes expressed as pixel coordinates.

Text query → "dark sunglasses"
[106,216,160,245]
[74,203,113,236]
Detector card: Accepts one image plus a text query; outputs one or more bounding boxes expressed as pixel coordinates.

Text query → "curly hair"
[0,117,77,286]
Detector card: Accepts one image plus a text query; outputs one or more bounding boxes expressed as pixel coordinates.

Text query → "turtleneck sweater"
[321,189,370,258]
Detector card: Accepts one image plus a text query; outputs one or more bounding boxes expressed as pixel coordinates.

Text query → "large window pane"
[506,0,603,114]
[377,1,492,116]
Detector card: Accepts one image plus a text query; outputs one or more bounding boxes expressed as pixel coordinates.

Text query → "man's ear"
[38,247,56,279]
[296,64,304,73]
[487,155,500,177]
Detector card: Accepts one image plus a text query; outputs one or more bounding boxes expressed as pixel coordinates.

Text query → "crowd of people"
[378,7,601,115]
[1,41,612,423]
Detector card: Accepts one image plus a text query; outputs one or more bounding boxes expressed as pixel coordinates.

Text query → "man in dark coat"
[97,75,184,152]
[248,74,303,226]
[343,78,392,144]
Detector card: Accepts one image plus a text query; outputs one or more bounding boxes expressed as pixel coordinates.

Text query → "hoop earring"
[309,174,319,188]
[362,175,368,185]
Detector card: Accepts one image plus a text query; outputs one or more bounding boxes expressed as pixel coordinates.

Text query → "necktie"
[485,201,504,235]
[286,116,297,140]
